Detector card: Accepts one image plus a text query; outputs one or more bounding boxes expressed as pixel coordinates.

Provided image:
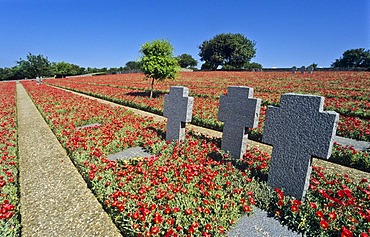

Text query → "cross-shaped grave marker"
[218,86,261,159]
[262,93,339,199]
[307,65,314,74]
[163,86,194,142]
[291,66,297,74]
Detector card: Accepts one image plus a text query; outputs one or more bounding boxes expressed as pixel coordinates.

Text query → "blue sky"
[0,0,369,68]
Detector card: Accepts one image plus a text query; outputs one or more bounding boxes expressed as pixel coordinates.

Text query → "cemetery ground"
[0,71,368,237]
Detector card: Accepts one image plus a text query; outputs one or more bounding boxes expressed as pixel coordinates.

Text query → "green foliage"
[310,63,318,69]
[245,62,263,70]
[51,61,85,77]
[199,33,256,70]
[330,144,370,172]
[139,39,180,98]
[176,54,197,68]
[200,62,213,70]
[331,48,370,68]
[17,53,51,78]
[123,61,141,71]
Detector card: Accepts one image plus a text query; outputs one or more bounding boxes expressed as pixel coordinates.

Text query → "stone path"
[17,83,122,237]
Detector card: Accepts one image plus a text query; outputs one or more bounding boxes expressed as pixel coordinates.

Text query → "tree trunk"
[150,78,155,98]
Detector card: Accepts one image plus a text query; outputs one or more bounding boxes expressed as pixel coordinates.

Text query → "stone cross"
[291,66,297,74]
[218,86,261,159]
[300,66,305,74]
[163,86,194,142]
[262,93,339,200]
[307,65,314,74]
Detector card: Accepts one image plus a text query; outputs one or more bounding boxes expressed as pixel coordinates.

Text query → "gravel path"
[17,83,122,237]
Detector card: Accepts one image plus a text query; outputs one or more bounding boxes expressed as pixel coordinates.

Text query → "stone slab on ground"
[76,122,101,130]
[334,136,370,151]
[108,146,152,161]
[17,84,122,237]
[228,207,302,237]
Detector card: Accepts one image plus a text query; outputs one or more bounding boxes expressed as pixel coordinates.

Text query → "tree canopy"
[51,61,85,78]
[331,48,370,68]
[139,39,179,98]
[176,54,197,68]
[17,53,51,78]
[124,61,141,71]
[0,53,128,80]
[199,33,256,70]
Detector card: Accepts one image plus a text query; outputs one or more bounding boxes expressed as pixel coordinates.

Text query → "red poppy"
[291,205,299,212]
[150,226,160,235]
[316,211,324,218]
[320,219,329,229]
[341,226,353,237]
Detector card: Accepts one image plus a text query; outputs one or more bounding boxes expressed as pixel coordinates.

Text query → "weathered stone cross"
[218,86,261,159]
[263,93,339,199]
[163,86,194,142]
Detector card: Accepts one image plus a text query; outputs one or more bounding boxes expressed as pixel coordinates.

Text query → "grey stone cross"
[262,93,339,199]
[218,86,261,159]
[307,65,314,74]
[291,66,297,74]
[163,86,194,142]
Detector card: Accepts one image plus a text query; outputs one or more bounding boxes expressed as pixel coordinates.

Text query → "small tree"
[139,39,179,98]
[176,54,197,68]
[309,63,318,69]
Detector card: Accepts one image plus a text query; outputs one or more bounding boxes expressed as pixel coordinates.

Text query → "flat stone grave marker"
[299,66,305,74]
[334,136,370,151]
[291,66,297,74]
[76,122,101,130]
[163,86,194,142]
[218,86,261,159]
[263,93,339,200]
[228,207,300,237]
[107,146,152,161]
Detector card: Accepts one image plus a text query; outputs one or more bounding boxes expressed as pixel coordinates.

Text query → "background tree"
[245,62,263,70]
[331,48,370,68]
[139,39,179,98]
[17,53,51,78]
[51,61,84,77]
[176,54,197,68]
[309,63,318,69]
[199,33,256,70]
[124,61,141,71]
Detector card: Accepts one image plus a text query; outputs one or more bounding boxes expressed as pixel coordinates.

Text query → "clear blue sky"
[0,0,369,68]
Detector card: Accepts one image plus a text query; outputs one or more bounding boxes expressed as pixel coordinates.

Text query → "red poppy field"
[0,82,19,236]
[47,71,370,172]
[47,71,370,142]
[0,72,369,236]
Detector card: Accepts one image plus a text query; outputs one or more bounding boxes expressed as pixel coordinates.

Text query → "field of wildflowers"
[0,82,20,236]
[47,71,370,171]
[16,80,369,237]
